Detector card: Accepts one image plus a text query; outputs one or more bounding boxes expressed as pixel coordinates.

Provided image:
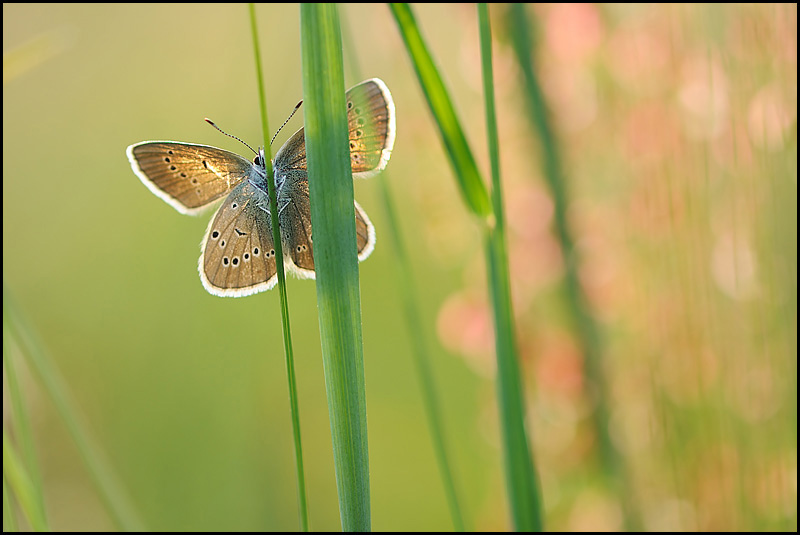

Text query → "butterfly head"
[253,148,266,168]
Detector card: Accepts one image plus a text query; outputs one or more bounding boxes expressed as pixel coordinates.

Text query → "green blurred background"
[3,3,796,531]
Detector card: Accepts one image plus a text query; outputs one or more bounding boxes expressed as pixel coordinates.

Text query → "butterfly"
[127,78,395,297]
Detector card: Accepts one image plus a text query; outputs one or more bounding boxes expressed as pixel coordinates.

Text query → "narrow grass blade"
[3,286,145,531]
[340,12,468,532]
[506,3,641,530]
[389,3,491,219]
[482,226,544,532]
[377,181,469,532]
[391,3,544,530]
[3,295,48,529]
[3,473,18,532]
[248,5,309,531]
[300,4,371,531]
[3,430,48,532]
[478,4,544,531]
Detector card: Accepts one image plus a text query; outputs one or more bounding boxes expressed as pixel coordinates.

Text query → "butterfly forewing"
[199,180,278,296]
[273,78,395,178]
[273,128,307,172]
[128,142,254,214]
[346,78,396,177]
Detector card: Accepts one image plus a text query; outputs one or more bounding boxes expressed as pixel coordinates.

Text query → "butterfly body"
[127,78,394,297]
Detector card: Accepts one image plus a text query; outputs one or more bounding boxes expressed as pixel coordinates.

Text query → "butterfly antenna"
[270,100,303,146]
[205,118,258,155]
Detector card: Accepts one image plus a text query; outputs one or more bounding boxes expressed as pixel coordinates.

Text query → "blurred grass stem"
[3,290,48,530]
[3,474,18,532]
[506,3,641,529]
[3,286,144,531]
[391,3,544,530]
[3,431,47,532]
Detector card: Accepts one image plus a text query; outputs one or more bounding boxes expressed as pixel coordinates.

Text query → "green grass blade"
[3,472,19,532]
[506,3,641,530]
[382,184,469,533]
[3,294,48,530]
[3,430,48,532]
[300,4,371,531]
[390,3,544,530]
[479,5,544,531]
[248,5,309,531]
[483,228,543,532]
[340,13,468,532]
[389,3,491,219]
[375,162,470,533]
[3,287,145,531]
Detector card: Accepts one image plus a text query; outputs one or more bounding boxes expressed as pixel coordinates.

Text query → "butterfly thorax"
[250,149,288,199]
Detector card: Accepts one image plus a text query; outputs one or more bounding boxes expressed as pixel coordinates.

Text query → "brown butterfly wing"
[278,171,316,277]
[279,184,376,275]
[273,78,395,177]
[346,78,396,178]
[354,201,375,260]
[199,181,278,296]
[128,142,254,214]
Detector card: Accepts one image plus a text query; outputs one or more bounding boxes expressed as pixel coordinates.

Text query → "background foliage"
[3,4,796,531]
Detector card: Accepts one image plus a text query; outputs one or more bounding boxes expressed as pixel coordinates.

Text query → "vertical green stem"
[484,226,544,531]
[390,3,544,530]
[480,5,544,531]
[248,4,309,531]
[300,4,371,531]
[380,181,468,532]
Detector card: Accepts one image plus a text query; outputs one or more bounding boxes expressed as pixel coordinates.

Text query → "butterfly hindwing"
[355,200,376,261]
[199,180,278,296]
[278,176,376,277]
[279,170,315,277]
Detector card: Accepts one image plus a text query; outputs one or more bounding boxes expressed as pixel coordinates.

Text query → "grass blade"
[3,291,48,530]
[3,431,47,532]
[391,3,544,530]
[3,473,19,532]
[505,3,640,529]
[300,4,371,531]
[340,12,468,532]
[478,4,544,531]
[248,5,309,531]
[3,287,145,531]
[383,185,469,532]
[389,3,491,219]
